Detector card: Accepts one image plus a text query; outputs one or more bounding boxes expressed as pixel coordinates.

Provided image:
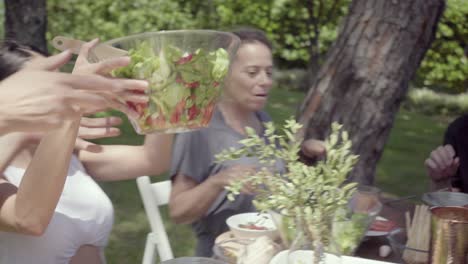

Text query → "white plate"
[365,216,390,237]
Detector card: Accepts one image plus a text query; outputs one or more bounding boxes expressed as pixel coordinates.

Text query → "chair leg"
[142,233,157,264]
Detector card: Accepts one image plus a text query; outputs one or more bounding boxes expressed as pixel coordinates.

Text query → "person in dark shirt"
[424,115,468,192]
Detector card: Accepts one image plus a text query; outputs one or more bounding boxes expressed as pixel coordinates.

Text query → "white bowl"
[226,212,279,240]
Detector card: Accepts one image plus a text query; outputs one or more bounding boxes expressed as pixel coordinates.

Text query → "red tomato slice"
[188,105,200,120]
[127,101,147,116]
[176,54,193,65]
[185,81,200,89]
[370,219,397,232]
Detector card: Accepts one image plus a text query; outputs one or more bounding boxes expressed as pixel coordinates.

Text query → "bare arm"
[169,165,256,224]
[0,133,32,173]
[0,39,148,234]
[78,134,173,181]
[0,119,80,235]
[169,173,224,224]
[72,38,171,181]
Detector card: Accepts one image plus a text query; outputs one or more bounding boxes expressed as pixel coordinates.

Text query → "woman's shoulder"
[173,128,211,146]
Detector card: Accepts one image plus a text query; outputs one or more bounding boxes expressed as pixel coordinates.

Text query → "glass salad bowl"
[89,30,240,134]
[330,186,383,256]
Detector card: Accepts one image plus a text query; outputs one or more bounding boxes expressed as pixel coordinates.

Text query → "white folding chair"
[136,176,174,263]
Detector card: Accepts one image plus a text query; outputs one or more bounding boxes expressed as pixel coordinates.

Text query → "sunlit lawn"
[94,88,453,263]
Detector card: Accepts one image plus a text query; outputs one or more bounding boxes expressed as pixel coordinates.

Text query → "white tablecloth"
[269,250,397,264]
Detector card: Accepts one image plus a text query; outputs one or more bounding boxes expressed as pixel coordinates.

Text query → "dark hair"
[231,27,272,51]
[0,40,45,81]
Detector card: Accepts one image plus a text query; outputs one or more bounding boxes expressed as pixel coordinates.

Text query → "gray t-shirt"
[170,109,272,257]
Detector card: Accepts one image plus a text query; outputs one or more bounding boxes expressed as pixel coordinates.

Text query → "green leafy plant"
[215,119,359,262]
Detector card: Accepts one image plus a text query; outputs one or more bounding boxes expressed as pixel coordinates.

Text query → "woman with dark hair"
[168,28,324,256]
[0,39,172,264]
[0,40,48,79]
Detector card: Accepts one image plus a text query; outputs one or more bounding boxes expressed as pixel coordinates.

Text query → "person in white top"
[0,39,173,264]
[0,156,114,264]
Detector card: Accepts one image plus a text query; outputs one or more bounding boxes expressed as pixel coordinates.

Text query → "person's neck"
[218,100,260,135]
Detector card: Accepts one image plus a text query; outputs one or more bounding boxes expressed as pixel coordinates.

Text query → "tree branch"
[317,0,324,26]
[326,0,341,24]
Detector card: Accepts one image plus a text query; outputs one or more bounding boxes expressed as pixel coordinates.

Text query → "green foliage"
[46,0,350,68]
[21,0,468,93]
[416,0,468,92]
[208,0,351,67]
[216,120,358,247]
[46,0,198,46]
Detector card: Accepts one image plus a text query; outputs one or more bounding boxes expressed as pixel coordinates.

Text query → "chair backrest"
[136,176,174,261]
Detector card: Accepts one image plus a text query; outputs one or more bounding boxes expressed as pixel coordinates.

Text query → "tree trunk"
[297,0,446,185]
[303,0,322,92]
[4,0,47,54]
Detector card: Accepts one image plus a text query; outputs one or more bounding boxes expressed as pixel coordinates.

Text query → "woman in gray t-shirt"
[168,28,325,257]
[169,28,276,257]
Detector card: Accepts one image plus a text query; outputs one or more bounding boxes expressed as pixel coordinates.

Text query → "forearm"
[13,119,79,235]
[79,134,173,181]
[79,145,147,181]
[169,177,224,224]
[0,116,10,135]
[143,134,173,175]
[0,134,28,173]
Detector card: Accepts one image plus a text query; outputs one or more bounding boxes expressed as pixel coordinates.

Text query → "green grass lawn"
[94,88,454,263]
[375,112,452,196]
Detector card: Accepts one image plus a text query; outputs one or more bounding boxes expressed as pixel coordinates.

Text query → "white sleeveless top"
[0,155,114,264]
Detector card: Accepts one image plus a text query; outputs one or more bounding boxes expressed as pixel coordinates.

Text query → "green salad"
[112,41,229,133]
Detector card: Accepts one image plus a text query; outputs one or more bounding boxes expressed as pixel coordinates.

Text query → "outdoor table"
[270,250,398,263]
[213,193,415,264]
[355,193,415,263]
[161,257,226,264]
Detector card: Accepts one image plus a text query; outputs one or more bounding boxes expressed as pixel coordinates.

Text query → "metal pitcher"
[430,206,468,264]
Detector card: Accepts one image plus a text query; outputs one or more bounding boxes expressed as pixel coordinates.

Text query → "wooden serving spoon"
[51,36,128,60]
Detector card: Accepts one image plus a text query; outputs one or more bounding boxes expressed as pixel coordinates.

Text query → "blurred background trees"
[3,0,462,93]
[415,0,467,93]
[5,0,464,93]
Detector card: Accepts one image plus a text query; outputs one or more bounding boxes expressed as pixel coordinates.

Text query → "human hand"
[213,165,258,194]
[3,115,123,152]
[71,39,148,118]
[0,50,148,134]
[301,138,326,159]
[74,116,123,152]
[425,145,460,181]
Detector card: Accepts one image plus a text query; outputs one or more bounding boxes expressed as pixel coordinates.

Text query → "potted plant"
[215,119,359,263]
